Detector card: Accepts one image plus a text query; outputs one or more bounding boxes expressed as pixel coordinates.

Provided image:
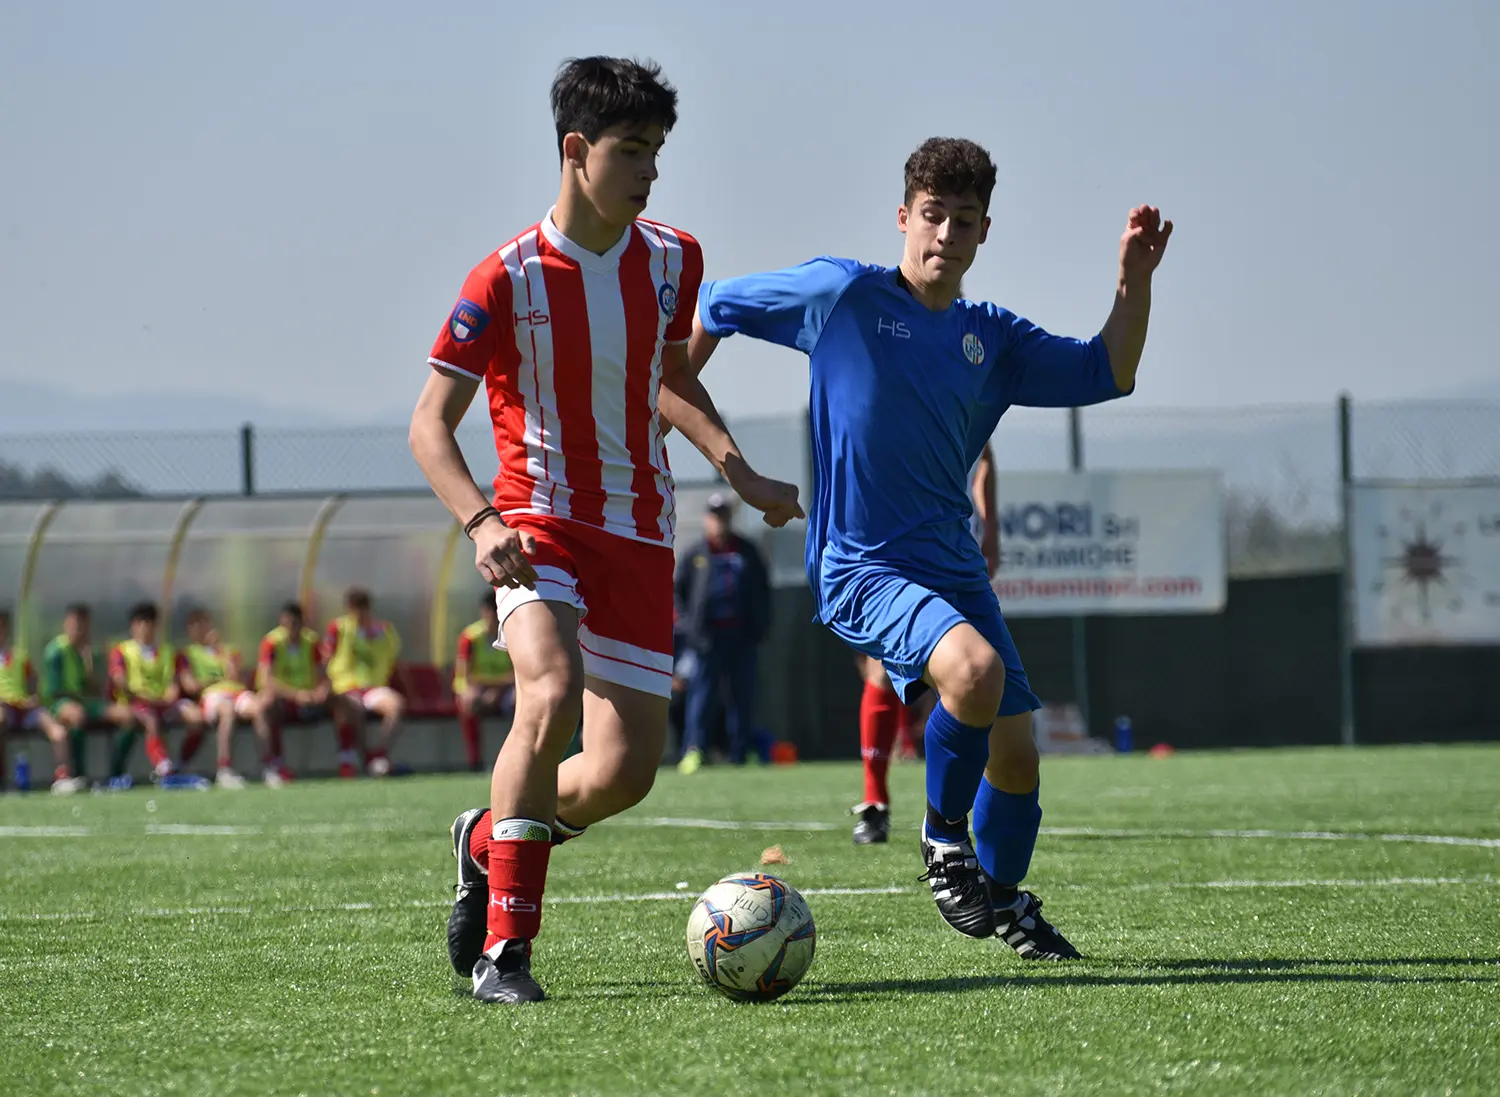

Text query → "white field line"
[2,819,1497,849]
[1038,825,1500,849]
[616,817,842,832]
[6,876,1495,925]
[3,879,1497,925]
[0,886,909,924]
[1164,876,1493,889]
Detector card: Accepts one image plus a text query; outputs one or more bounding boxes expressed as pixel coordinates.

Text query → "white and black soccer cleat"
[850,802,890,845]
[447,807,489,976]
[992,889,1083,960]
[918,824,996,938]
[472,939,545,1004]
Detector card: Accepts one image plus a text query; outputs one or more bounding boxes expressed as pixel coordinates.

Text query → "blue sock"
[923,702,992,842]
[973,777,1042,888]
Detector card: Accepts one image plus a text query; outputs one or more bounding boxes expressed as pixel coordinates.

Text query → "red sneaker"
[338,761,358,780]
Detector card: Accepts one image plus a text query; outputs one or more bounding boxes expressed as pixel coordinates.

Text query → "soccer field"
[2,745,1497,1097]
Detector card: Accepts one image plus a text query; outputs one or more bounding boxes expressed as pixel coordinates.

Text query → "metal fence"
[3,398,1498,576]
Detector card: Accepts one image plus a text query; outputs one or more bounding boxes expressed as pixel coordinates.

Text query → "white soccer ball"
[685,873,816,1002]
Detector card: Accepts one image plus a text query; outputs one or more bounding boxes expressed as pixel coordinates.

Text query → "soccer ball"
[685,873,816,1002]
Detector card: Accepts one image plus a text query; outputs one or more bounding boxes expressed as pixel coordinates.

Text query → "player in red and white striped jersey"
[410,56,802,1005]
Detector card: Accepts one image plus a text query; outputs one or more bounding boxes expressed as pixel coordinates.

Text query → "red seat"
[393,662,459,720]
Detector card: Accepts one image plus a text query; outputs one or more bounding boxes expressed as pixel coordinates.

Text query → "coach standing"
[675,493,771,771]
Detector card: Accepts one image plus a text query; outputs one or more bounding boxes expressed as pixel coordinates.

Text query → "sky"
[1,0,1497,431]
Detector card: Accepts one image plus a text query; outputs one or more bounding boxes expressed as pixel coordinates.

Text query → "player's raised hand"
[472,517,538,590]
[729,471,805,529]
[1119,205,1173,282]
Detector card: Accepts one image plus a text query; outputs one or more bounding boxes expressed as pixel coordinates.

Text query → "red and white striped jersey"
[428,210,704,545]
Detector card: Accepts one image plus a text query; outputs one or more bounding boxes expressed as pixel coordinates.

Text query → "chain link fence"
[3,399,1497,576]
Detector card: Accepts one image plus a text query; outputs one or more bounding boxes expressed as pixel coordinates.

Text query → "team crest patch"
[962,332,985,366]
[658,282,678,319]
[449,297,490,343]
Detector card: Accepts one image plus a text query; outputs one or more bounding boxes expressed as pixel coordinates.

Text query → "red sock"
[895,701,919,756]
[144,730,171,770]
[459,713,482,768]
[179,728,204,764]
[469,809,582,874]
[269,723,284,761]
[335,722,356,754]
[216,754,232,770]
[468,810,492,869]
[860,679,900,805]
[483,820,553,947]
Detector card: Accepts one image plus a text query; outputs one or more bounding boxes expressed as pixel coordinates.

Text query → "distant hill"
[0,378,381,433]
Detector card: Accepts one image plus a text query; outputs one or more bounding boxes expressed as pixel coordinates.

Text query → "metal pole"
[1337,393,1356,746]
[1068,407,1090,734]
[240,423,255,497]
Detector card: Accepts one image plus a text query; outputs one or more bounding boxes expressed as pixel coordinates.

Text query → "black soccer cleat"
[918,824,996,939]
[992,889,1083,960]
[447,807,490,977]
[851,802,891,845]
[472,940,546,1004]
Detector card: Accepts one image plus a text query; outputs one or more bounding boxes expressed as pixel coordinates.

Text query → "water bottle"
[1113,716,1134,754]
[14,751,30,792]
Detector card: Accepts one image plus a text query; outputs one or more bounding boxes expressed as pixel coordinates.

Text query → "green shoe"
[677,749,703,775]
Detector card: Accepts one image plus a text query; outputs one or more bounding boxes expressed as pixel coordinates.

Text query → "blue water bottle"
[1113,716,1134,754]
[14,751,30,792]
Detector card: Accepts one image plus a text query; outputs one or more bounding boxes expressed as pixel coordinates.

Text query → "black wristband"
[463,506,501,539]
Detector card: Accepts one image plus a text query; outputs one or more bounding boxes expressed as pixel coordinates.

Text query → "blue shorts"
[821,568,1041,715]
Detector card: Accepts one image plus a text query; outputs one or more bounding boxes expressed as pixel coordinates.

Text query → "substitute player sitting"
[453,594,515,774]
[410,56,800,1005]
[691,137,1172,960]
[256,601,327,784]
[42,604,137,782]
[322,587,404,778]
[0,608,85,793]
[178,608,271,789]
[109,602,206,781]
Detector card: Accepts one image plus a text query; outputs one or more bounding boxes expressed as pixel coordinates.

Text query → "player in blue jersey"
[688,137,1172,959]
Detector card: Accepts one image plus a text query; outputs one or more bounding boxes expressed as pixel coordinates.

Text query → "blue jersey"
[699,257,1128,617]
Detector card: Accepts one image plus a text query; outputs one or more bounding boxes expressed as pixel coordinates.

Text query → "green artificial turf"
[1,744,1496,1096]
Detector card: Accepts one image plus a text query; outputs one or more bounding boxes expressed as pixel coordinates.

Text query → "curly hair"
[903,137,997,212]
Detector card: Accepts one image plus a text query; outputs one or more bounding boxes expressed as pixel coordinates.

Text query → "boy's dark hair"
[129,602,159,624]
[281,601,304,620]
[903,137,998,212]
[551,56,678,161]
[480,593,497,610]
[345,587,371,611]
[65,603,91,619]
[0,607,10,628]
[185,608,210,627]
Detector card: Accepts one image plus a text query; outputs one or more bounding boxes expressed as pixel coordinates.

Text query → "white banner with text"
[992,470,1226,616]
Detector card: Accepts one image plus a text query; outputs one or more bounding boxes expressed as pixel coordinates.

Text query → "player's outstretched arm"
[658,306,724,438]
[1099,205,1173,392]
[409,369,538,591]
[657,342,803,528]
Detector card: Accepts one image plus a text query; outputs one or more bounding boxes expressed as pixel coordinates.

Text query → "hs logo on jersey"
[877,317,911,339]
[515,308,551,327]
[962,332,985,365]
